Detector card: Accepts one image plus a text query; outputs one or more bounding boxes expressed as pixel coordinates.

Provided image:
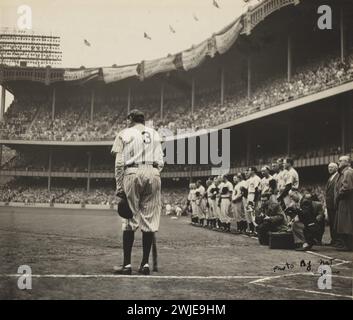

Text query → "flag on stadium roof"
[212,0,220,9]
[83,39,91,47]
[144,32,152,40]
[169,25,176,34]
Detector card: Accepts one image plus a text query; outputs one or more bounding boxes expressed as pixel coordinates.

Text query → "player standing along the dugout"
[111,109,164,275]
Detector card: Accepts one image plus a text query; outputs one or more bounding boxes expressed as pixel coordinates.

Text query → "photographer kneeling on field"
[286,190,325,251]
[255,192,287,245]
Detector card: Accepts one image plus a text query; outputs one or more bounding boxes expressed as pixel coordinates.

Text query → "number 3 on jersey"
[142,131,151,144]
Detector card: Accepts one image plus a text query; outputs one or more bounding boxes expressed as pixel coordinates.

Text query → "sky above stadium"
[0,0,260,68]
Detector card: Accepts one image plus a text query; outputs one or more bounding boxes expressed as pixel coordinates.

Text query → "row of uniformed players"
[187,158,299,234]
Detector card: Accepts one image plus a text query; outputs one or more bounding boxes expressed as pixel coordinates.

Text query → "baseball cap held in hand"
[117,194,133,219]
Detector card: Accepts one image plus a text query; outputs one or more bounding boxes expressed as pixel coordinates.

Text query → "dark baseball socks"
[123,230,134,267]
[141,231,154,267]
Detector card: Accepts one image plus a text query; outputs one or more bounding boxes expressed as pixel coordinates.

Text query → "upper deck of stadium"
[0,0,352,146]
[0,0,352,202]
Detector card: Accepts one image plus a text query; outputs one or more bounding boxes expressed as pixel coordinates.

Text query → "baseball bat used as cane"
[152,233,158,272]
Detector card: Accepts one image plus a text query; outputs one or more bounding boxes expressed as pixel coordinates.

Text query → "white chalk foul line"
[250,272,353,299]
[249,272,307,284]
[254,282,353,299]
[306,250,352,265]
[251,272,353,283]
[0,274,264,280]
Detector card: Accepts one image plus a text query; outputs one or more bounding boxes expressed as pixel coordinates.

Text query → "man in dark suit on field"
[325,162,339,246]
[334,155,353,251]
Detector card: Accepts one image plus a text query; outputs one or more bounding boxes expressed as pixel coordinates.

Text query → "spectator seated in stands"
[255,192,288,245]
[1,52,353,142]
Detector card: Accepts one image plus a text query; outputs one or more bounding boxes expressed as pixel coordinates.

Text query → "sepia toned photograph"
[0,0,352,305]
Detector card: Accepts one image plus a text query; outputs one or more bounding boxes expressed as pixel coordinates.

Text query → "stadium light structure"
[0,28,62,67]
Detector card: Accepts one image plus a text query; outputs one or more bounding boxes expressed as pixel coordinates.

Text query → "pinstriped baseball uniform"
[206,182,216,219]
[212,183,221,220]
[259,175,273,194]
[112,124,164,232]
[283,167,299,207]
[218,181,233,223]
[189,188,199,218]
[238,179,249,223]
[195,185,206,219]
[231,181,245,222]
[246,174,261,224]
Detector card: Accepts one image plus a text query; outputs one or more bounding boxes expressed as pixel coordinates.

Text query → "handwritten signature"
[273,259,339,273]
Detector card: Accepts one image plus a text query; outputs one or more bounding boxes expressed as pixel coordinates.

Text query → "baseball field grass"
[0,206,352,300]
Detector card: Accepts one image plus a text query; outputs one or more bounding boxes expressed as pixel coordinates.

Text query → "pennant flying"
[144,32,152,40]
[213,0,220,9]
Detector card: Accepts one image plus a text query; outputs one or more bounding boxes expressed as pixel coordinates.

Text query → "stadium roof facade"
[0,0,300,86]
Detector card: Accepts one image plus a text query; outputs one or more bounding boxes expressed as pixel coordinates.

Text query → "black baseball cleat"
[138,265,150,275]
[113,265,132,275]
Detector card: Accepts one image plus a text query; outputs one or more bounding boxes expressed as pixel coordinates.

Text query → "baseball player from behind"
[111,109,164,275]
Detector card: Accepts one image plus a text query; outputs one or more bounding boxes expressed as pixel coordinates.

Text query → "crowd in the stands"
[0,181,117,205]
[0,52,352,141]
[0,180,188,209]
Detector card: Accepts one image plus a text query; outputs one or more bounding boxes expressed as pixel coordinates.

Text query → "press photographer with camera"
[255,192,287,245]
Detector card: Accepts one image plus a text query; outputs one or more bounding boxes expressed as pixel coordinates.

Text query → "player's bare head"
[248,167,257,176]
[127,109,145,126]
[233,175,239,183]
[244,170,250,179]
[277,158,284,169]
[328,162,338,174]
[196,180,202,187]
[215,176,222,184]
[261,166,270,176]
[271,162,279,172]
[284,158,293,169]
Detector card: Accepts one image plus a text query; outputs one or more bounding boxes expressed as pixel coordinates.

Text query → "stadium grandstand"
[0,0,353,208]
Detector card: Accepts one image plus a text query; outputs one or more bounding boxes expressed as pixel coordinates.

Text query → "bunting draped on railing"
[215,20,243,55]
[102,64,139,83]
[181,38,217,71]
[63,68,100,82]
[140,54,177,80]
